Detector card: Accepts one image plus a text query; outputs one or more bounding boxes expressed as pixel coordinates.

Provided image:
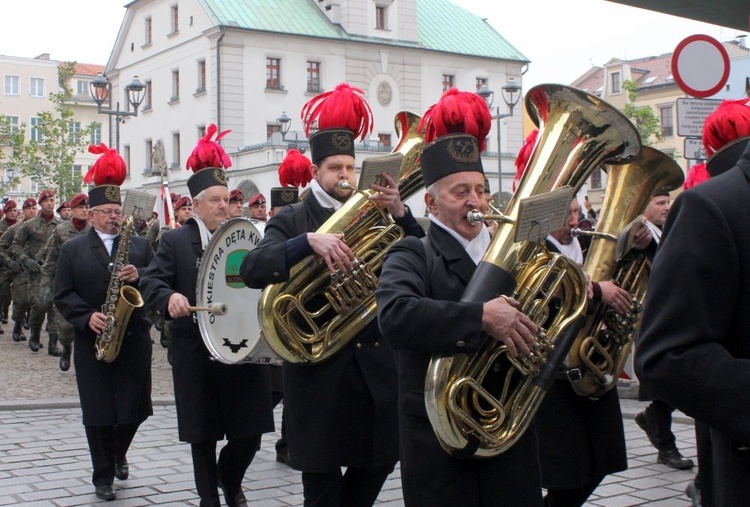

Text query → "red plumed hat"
[702,98,750,157]
[683,162,709,190]
[513,129,539,191]
[86,144,126,207]
[278,149,313,188]
[186,124,231,198]
[302,83,373,164]
[418,88,492,152]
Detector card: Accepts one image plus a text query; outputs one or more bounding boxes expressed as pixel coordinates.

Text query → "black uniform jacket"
[535,239,627,489]
[140,219,274,443]
[241,194,421,472]
[54,228,153,427]
[376,224,542,507]
[636,146,750,506]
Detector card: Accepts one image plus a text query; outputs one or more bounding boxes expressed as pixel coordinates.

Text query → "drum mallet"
[188,303,228,316]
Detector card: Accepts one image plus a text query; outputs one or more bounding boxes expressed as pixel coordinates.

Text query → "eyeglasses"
[92,209,123,217]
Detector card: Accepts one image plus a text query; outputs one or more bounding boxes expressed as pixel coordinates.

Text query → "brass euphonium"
[564,147,684,398]
[425,84,641,457]
[258,111,424,363]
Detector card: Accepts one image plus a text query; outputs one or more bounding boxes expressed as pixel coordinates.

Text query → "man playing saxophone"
[241,83,422,506]
[376,91,541,507]
[53,145,153,502]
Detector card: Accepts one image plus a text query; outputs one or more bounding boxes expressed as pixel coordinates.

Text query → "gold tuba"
[258,111,424,363]
[95,215,145,362]
[564,147,684,398]
[425,84,641,457]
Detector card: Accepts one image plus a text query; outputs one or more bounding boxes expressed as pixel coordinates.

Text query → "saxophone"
[95,215,145,362]
[425,84,642,457]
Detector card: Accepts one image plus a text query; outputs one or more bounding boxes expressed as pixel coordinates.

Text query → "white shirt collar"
[429,214,491,265]
[310,179,344,211]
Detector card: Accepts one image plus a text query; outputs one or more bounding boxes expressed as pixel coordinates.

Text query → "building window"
[171,69,180,102]
[76,80,88,96]
[197,60,206,93]
[144,80,153,110]
[172,132,181,167]
[3,115,19,133]
[90,123,102,145]
[375,5,387,30]
[145,140,153,174]
[610,72,621,94]
[442,75,455,92]
[266,58,281,89]
[68,121,82,143]
[267,123,281,139]
[71,164,82,179]
[197,125,206,139]
[30,117,43,143]
[123,145,131,178]
[170,4,179,34]
[476,77,488,91]
[30,77,45,97]
[145,17,153,45]
[307,61,321,92]
[590,167,603,190]
[378,133,391,148]
[660,106,674,137]
[4,75,19,95]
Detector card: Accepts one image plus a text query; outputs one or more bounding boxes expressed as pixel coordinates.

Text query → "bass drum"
[195,217,278,364]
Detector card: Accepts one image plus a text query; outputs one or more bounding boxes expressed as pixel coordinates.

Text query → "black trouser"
[84,423,139,487]
[645,399,677,451]
[191,436,261,507]
[301,463,395,507]
[544,475,605,507]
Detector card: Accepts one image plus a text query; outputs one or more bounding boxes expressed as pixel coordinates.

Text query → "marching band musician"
[228,189,245,218]
[53,145,153,502]
[536,197,631,507]
[376,90,542,507]
[241,83,422,507]
[140,125,274,507]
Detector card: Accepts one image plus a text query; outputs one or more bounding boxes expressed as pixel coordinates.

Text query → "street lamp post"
[277,111,292,141]
[477,81,522,208]
[89,73,146,152]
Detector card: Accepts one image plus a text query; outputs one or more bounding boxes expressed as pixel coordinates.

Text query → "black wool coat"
[140,219,274,443]
[54,228,153,427]
[636,145,750,507]
[241,194,421,472]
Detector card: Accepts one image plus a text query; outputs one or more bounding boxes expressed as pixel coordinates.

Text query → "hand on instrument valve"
[118,264,139,283]
[308,232,355,274]
[631,219,653,250]
[482,296,538,357]
[88,311,109,334]
[599,281,631,315]
[369,173,406,218]
[167,292,191,319]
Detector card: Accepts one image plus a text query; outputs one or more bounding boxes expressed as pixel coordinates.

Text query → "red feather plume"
[683,162,709,190]
[513,129,539,191]
[186,123,232,172]
[301,83,373,141]
[418,88,492,151]
[278,149,313,188]
[702,98,750,156]
[84,143,127,186]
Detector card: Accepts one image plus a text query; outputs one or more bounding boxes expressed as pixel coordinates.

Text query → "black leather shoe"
[275,452,290,465]
[12,322,25,342]
[59,345,72,372]
[634,410,660,449]
[95,484,116,501]
[0,313,7,324]
[22,317,29,330]
[217,474,248,507]
[658,448,695,470]
[114,458,129,480]
[685,479,702,507]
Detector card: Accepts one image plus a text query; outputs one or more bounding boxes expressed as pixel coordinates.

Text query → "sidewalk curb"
[0,395,176,411]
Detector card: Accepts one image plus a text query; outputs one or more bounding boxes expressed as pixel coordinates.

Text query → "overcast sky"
[1,0,747,92]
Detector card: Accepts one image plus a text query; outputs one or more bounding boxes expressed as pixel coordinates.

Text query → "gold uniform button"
[273,271,281,277]
[456,340,466,348]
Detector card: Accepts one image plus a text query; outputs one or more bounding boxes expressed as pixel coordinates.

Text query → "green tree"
[17,62,97,199]
[0,115,26,197]
[623,80,663,147]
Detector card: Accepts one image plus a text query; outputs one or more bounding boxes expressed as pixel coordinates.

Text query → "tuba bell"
[564,147,684,398]
[258,111,424,364]
[424,84,641,457]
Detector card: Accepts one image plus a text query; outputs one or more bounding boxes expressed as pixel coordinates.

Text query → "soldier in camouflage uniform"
[57,201,72,221]
[11,190,62,352]
[40,194,90,370]
[0,200,20,327]
[0,198,39,342]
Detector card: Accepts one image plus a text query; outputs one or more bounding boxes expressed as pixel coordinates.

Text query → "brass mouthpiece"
[336,180,355,191]
[466,209,512,225]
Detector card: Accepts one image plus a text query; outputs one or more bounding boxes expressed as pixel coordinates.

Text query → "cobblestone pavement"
[0,324,700,506]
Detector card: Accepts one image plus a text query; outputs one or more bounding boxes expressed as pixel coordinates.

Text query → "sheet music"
[514,186,574,243]
[123,190,157,221]
[358,153,404,190]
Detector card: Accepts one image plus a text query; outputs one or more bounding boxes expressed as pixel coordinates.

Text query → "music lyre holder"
[513,186,574,243]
